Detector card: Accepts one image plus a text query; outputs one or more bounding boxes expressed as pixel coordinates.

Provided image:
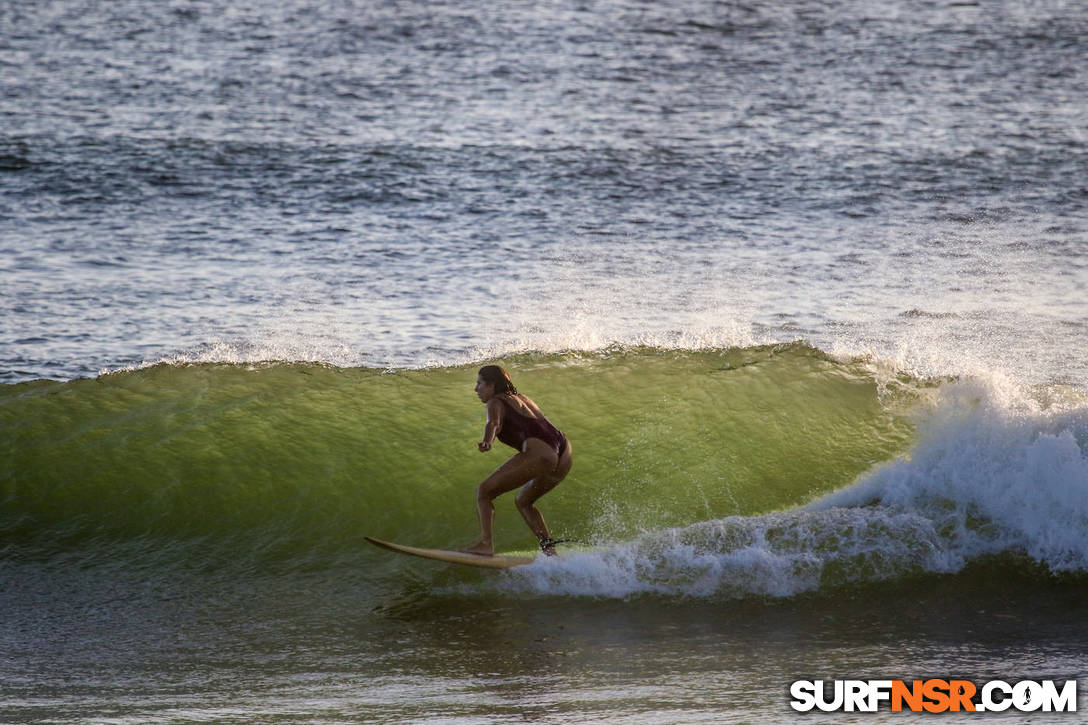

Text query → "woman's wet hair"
[478,365,517,395]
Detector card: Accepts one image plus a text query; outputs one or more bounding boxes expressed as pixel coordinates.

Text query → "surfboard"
[364,536,536,569]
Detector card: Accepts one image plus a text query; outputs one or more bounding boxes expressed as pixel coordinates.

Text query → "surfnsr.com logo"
[790,679,1077,713]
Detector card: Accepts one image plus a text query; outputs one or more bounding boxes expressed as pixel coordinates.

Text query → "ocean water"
[2,0,1087,722]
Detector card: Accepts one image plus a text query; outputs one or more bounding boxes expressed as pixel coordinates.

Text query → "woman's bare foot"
[458,541,494,556]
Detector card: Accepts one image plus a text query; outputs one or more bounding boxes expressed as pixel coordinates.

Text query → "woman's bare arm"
[479,398,504,451]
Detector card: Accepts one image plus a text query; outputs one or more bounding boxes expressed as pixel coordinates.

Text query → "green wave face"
[1,344,918,556]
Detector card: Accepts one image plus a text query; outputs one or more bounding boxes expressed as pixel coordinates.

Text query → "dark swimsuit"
[495,395,568,458]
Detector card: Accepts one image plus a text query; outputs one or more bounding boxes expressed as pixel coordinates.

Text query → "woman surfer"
[461,365,572,557]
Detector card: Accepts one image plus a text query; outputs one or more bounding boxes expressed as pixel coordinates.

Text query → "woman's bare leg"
[515,441,572,554]
[460,446,554,556]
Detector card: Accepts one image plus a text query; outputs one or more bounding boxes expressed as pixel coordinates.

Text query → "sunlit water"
[2,0,1087,721]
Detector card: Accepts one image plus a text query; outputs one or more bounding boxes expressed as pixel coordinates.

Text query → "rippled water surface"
[2,0,1085,382]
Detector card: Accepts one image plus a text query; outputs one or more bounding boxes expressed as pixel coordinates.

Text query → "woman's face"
[475,375,495,403]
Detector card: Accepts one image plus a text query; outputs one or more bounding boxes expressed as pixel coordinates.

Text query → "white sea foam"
[810,376,1088,571]
[502,508,956,599]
